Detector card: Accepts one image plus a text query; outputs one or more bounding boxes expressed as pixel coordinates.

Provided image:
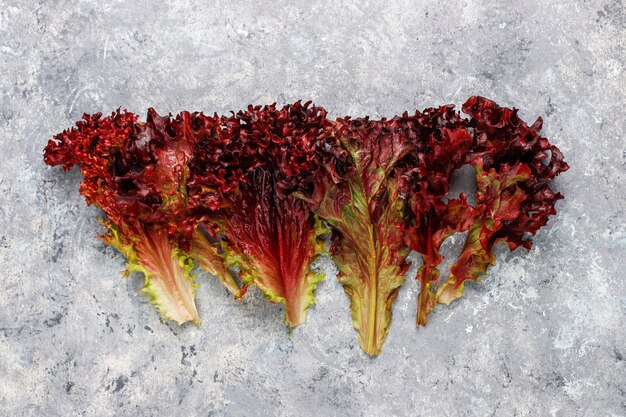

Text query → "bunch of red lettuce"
[44,97,567,355]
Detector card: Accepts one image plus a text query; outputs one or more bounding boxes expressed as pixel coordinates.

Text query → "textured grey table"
[1,1,624,416]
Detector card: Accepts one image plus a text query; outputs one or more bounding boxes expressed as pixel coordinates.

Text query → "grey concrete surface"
[0,0,624,416]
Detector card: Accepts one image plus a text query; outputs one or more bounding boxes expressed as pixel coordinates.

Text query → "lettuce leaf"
[187,101,331,327]
[298,115,419,355]
[406,97,569,325]
[44,109,208,324]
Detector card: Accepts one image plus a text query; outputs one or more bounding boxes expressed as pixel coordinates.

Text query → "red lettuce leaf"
[297,115,421,355]
[406,97,568,325]
[188,101,331,327]
[45,109,227,324]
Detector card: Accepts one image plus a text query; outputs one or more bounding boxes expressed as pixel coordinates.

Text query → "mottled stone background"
[0,0,624,416]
